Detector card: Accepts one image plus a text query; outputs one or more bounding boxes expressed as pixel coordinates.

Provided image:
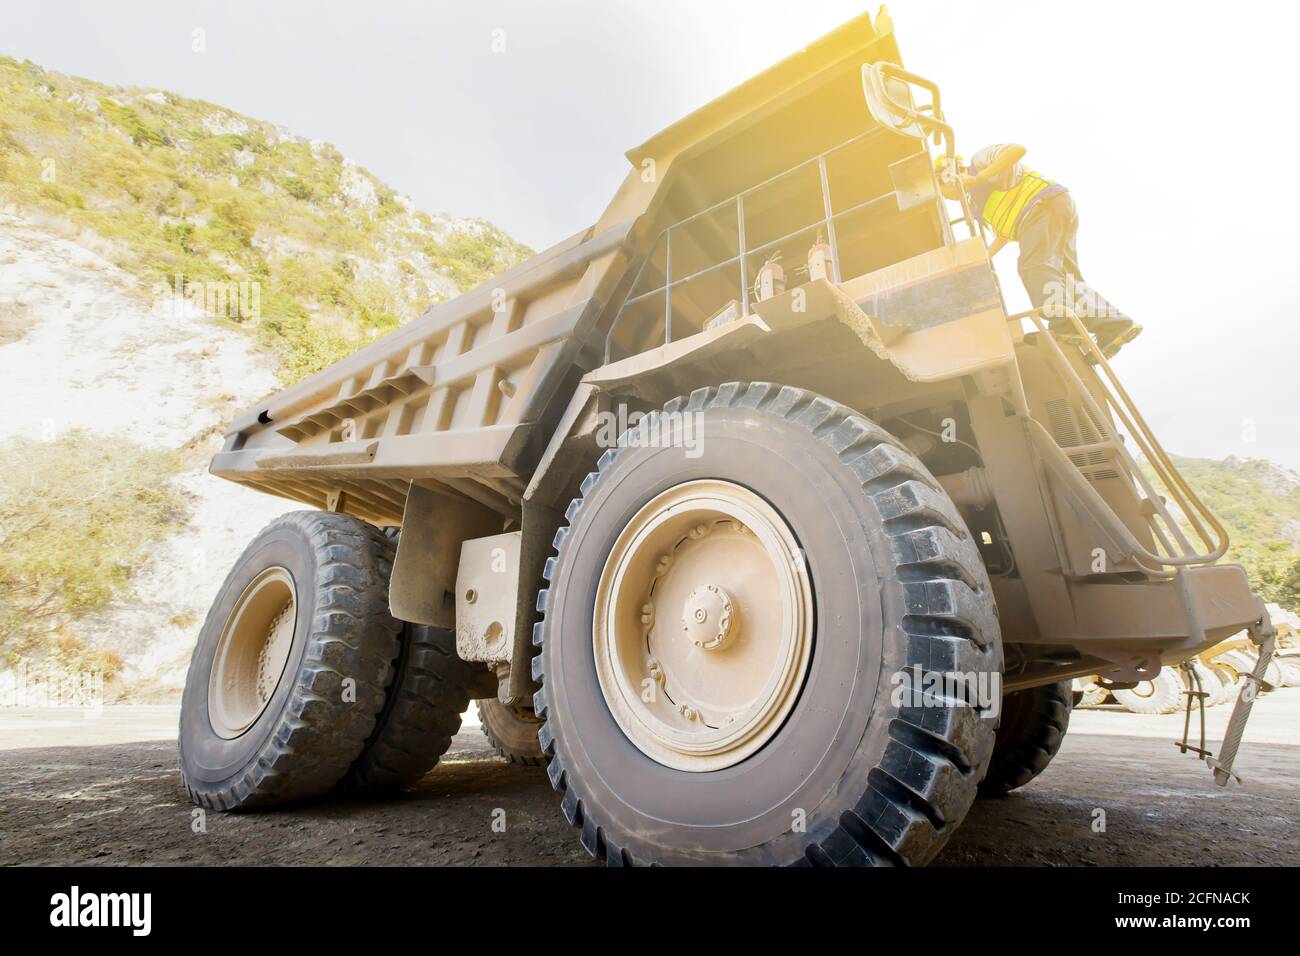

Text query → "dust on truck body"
[184,7,1274,863]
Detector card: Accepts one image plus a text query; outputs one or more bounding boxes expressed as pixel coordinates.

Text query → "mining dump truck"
[180,8,1276,866]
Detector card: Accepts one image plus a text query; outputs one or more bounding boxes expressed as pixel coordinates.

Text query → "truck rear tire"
[179,511,401,810]
[979,680,1071,796]
[343,623,478,791]
[477,699,546,766]
[533,383,1002,866]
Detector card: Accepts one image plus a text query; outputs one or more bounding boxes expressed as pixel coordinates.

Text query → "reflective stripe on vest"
[982,171,1052,240]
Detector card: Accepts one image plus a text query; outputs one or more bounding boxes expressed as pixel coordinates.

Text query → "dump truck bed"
[211,10,910,525]
[212,221,634,525]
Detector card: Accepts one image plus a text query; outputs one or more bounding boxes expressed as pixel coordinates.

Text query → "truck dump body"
[211,222,633,525]
[211,11,943,526]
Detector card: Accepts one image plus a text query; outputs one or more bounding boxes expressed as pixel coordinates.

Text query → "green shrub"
[283,175,313,201]
[1152,456,1300,611]
[0,432,187,671]
[101,100,171,148]
[37,182,84,209]
[162,220,196,253]
[256,290,357,382]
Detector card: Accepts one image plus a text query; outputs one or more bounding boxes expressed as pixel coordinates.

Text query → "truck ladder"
[1018,307,1229,576]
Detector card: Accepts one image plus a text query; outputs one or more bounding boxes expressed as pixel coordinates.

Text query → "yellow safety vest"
[982,171,1053,240]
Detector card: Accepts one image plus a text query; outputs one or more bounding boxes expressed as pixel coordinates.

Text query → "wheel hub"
[256,601,296,703]
[594,480,813,772]
[680,582,736,651]
[208,566,297,740]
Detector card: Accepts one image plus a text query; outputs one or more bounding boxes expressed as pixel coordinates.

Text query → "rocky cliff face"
[0,59,531,701]
[0,55,532,383]
[0,212,296,699]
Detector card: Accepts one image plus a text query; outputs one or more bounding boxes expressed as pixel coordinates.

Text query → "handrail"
[861,62,980,240]
[1022,307,1229,570]
[1026,422,1172,577]
[603,61,991,364]
[603,126,889,363]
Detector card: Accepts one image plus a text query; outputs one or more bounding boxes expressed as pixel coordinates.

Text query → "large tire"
[1186,661,1227,706]
[343,623,478,791]
[533,383,1002,867]
[979,680,1071,796]
[1275,655,1300,688]
[477,699,546,766]
[1073,676,1108,708]
[180,512,401,810]
[1206,660,1240,703]
[1112,667,1185,715]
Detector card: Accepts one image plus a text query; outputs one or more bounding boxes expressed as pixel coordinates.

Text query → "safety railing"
[1018,307,1229,574]
[602,60,994,365]
[603,127,896,364]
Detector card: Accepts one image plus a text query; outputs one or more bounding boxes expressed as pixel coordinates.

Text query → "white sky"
[3,0,1298,468]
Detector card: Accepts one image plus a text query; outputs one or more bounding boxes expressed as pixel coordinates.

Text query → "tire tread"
[181,511,401,810]
[533,383,1003,865]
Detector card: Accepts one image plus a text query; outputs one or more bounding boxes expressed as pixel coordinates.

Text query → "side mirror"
[861,62,953,155]
[861,62,926,140]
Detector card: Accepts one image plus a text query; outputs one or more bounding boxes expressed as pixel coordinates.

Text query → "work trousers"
[1015,193,1129,329]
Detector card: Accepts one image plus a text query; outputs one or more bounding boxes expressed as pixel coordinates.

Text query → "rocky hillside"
[1172,455,1300,610]
[0,55,531,382]
[0,59,530,700]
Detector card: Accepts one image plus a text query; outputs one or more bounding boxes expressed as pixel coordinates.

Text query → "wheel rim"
[208,566,297,739]
[593,480,813,772]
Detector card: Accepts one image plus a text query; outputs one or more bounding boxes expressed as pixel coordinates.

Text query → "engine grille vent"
[1046,398,1120,482]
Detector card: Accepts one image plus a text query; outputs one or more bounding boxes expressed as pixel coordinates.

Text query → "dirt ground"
[1,693,1298,867]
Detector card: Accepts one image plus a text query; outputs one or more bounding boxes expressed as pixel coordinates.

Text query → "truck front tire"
[534,383,1002,866]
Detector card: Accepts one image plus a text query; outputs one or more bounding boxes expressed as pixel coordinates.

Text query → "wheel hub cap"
[594,480,814,772]
[680,583,735,651]
[208,566,297,739]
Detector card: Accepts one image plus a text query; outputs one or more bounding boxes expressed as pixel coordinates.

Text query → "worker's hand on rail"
[935,156,968,201]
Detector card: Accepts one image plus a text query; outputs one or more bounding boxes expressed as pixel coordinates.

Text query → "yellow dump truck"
[180,8,1275,866]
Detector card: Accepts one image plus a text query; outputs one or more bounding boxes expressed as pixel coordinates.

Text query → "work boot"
[1047,317,1089,346]
[1095,319,1143,359]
